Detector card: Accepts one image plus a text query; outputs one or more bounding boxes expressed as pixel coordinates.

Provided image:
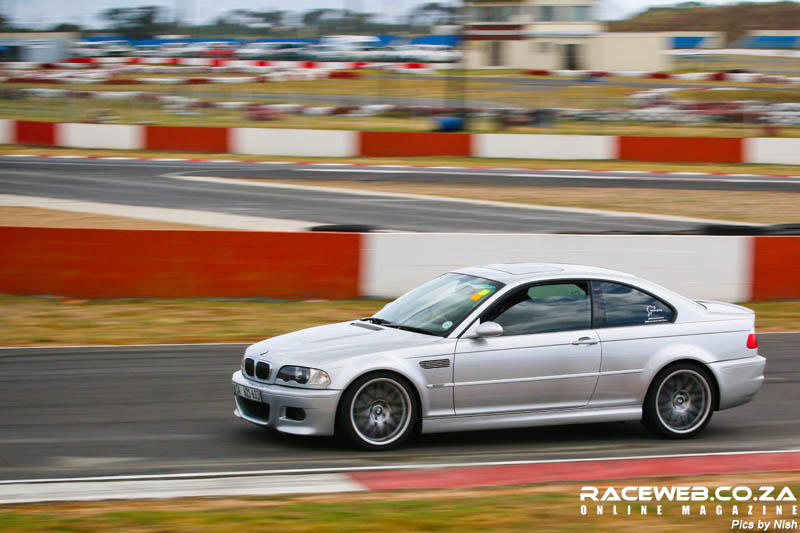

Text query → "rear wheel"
[643,363,714,438]
[337,372,418,450]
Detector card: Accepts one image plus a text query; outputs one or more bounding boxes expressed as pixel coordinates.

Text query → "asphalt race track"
[2,157,800,233]
[0,333,796,481]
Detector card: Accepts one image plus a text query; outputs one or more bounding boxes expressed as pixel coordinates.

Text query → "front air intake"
[244,357,255,377]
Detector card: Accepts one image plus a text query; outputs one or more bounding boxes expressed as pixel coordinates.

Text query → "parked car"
[235,42,307,60]
[156,42,190,57]
[202,42,239,58]
[174,41,234,57]
[132,44,161,57]
[232,263,765,449]
[70,41,131,57]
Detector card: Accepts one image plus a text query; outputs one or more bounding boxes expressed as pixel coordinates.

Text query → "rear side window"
[593,281,674,328]
[485,281,591,336]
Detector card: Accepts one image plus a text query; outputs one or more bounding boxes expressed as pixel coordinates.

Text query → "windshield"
[371,273,503,337]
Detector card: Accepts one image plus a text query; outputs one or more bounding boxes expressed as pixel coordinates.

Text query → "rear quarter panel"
[591,318,754,407]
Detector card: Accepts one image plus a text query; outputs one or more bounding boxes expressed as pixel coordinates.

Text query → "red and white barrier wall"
[0,227,362,299]
[7,120,800,163]
[1,227,797,302]
[362,234,754,302]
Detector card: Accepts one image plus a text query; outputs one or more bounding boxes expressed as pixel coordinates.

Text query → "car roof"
[452,262,640,284]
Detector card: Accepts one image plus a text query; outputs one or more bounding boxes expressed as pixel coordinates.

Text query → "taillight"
[747,333,758,349]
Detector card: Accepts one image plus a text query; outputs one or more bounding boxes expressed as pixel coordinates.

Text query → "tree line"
[0,3,459,39]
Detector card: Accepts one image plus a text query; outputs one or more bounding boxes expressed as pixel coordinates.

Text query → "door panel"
[453,329,601,415]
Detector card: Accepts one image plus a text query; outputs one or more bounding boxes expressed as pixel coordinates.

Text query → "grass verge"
[1,473,799,532]
[0,296,795,346]
[0,296,387,346]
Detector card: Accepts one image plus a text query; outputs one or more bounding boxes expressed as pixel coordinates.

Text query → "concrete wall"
[586,33,670,72]
[745,137,800,165]
[474,133,614,159]
[10,120,800,165]
[231,128,358,157]
[0,227,362,299]
[361,233,752,302]
[0,225,794,302]
[60,123,144,150]
[0,119,13,144]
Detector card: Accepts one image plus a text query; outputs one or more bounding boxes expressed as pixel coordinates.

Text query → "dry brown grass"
[745,301,800,331]
[0,207,220,230]
[0,296,387,346]
[608,2,800,43]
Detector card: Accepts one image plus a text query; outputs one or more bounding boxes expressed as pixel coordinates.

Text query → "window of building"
[474,5,519,22]
[573,5,591,22]
[539,5,555,22]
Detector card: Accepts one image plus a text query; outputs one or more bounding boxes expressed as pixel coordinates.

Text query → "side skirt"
[421,405,642,434]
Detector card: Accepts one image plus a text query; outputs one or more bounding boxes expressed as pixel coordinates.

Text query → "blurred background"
[3,1,800,136]
[1,2,800,529]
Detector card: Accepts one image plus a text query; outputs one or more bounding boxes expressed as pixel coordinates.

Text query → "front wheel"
[337,372,418,450]
[643,363,715,439]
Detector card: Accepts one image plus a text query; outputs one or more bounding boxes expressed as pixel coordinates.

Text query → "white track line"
[0,194,315,232]
[164,172,761,226]
[4,449,800,485]
[0,474,365,504]
[294,167,800,185]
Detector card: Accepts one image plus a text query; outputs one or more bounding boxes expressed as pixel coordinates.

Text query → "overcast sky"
[5,0,796,29]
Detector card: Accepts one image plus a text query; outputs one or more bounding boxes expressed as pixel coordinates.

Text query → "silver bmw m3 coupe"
[232,263,765,450]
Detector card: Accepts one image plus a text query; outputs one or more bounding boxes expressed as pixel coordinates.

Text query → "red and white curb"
[2,450,800,504]
[3,153,799,180]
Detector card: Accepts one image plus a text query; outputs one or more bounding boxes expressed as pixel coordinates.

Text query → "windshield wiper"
[383,323,439,336]
[359,317,438,336]
[360,317,391,325]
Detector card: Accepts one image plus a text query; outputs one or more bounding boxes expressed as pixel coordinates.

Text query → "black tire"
[337,372,419,451]
[643,362,715,439]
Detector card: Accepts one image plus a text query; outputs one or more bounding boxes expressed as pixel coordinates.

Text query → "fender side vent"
[420,359,450,369]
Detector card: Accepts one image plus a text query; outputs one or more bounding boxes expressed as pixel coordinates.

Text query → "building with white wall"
[463,0,602,69]
[0,32,75,62]
[462,1,720,71]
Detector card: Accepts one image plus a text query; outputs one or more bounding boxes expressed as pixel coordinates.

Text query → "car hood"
[246,321,443,366]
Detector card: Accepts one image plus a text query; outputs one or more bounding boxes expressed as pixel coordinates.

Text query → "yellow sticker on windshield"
[470,289,492,301]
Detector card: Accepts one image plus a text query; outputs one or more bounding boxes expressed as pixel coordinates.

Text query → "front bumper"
[232,370,342,436]
[710,355,766,410]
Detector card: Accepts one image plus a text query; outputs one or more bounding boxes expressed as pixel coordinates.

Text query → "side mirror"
[464,321,503,339]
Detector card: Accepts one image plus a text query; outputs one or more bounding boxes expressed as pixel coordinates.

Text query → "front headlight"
[276,366,330,388]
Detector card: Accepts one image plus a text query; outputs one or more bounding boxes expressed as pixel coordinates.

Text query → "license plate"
[233,383,262,402]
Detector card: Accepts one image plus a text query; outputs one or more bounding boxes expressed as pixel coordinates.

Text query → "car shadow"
[230,417,745,457]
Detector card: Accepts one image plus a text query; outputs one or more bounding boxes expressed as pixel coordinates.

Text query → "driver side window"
[484,282,591,336]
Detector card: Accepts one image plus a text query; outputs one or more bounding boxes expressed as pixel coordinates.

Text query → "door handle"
[572,337,599,346]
